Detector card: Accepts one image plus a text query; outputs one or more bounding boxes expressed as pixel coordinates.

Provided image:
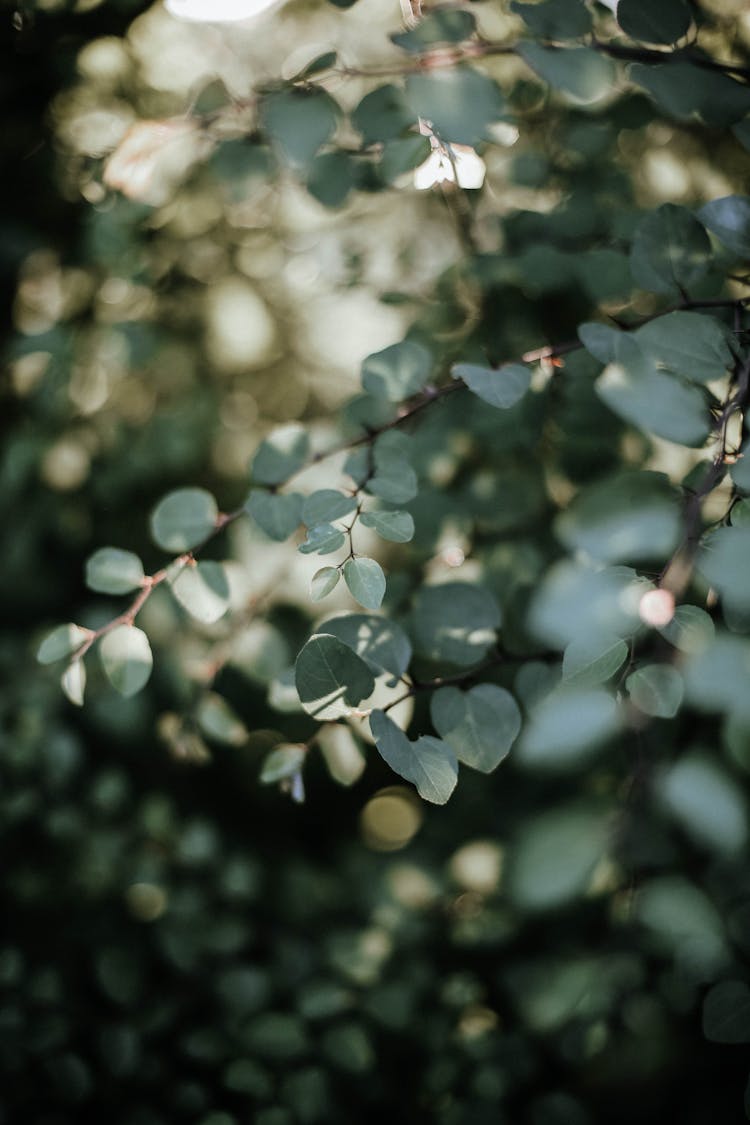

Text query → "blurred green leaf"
[430,683,521,772]
[302,490,357,527]
[100,626,153,697]
[562,631,628,687]
[658,753,748,853]
[404,67,505,144]
[361,340,432,402]
[259,744,306,783]
[703,981,750,1044]
[150,488,219,552]
[630,204,712,296]
[699,195,750,258]
[359,509,414,543]
[517,688,621,769]
[251,425,309,486]
[171,562,230,625]
[391,9,476,52]
[246,490,303,542]
[518,44,616,103]
[627,664,684,718]
[511,0,591,39]
[310,567,341,601]
[37,624,90,665]
[452,362,531,409]
[61,660,86,707]
[261,88,340,169]
[85,548,144,596]
[617,0,690,44]
[508,804,610,911]
[411,582,501,667]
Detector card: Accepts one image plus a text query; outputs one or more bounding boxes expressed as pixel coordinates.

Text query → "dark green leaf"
[150,488,219,552]
[511,0,591,39]
[379,135,432,182]
[697,527,750,611]
[251,425,309,486]
[295,633,375,720]
[246,490,303,541]
[703,981,750,1044]
[577,321,622,364]
[730,442,750,493]
[343,557,386,610]
[617,0,690,45]
[391,10,476,52]
[370,710,457,804]
[562,631,628,687]
[359,509,414,543]
[630,204,712,296]
[452,362,531,409]
[630,63,750,127]
[318,613,412,681]
[352,84,415,145]
[100,625,153,697]
[368,431,418,504]
[411,582,501,667]
[307,151,357,209]
[430,683,521,772]
[261,88,340,169]
[635,311,734,384]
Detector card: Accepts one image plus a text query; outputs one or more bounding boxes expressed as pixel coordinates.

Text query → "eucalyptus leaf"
[259,744,307,784]
[310,567,341,602]
[452,362,531,410]
[150,488,219,552]
[630,204,712,297]
[61,660,86,707]
[302,490,357,526]
[430,683,521,773]
[699,195,750,258]
[318,614,412,681]
[37,623,91,665]
[85,548,145,595]
[100,625,153,697]
[251,425,309,486]
[245,490,303,542]
[518,43,615,104]
[359,510,414,543]
[171,561,231,625]
[627,664,684,719]
[261,88,340,169]
[343,558,386,611]
[299,524,346,556]
[295,633,375,720]
[370,710,457,805]
[411,583,501,667]
[617,0,690,44]
[361,340,431,402]
[562,631,628,687]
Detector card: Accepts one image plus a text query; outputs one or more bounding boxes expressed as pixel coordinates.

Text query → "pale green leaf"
[343,558,386,610]
[359,510,414,543]
[657,604,715,653]
[391,9,476,52]
[361,340,431,402]
[197,693,248,746]
[171,561,231,625]
[302,490,357,526]
[85,547,144,595]
[311,566,340,601]
[507,804,610,911]
[299,524,346,555]
[100,625,153,697]
[517,688,620,769]
[150,488,219,552]
[411,582,501,667]
[61,660,86,707]
[317,725,366,786]
[518,43,615,104]
[318,613,412,681]
[697,526,750,610]
[699,195,750,257]
[404,66,504,145]
[635,311,734,384]
[658,753,748,854]
[556,470,681,563]
[627,664,684,718]
[37,623,91,665]
[511,0,591,39]
[259,743,307,783]
[261,88,339,169]
[630,204,712,296]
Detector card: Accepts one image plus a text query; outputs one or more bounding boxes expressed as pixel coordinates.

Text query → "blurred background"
[4,0,750,1121]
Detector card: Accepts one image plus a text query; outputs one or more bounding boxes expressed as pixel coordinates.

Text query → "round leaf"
[310,566,340,602]
[359,510,414,543]
[85,547,145,595]
[100,625,153,697]
[430,683,521,772]
[295,633,375,720]
[370,709,457,805]
[150,488,218,552]
[452,362,531,410]
[37,623,91,665]
[343,558,386,611]
[171,561,231,625]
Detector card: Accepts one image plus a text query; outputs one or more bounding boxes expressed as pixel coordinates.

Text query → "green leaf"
[507,804,610,911]
[658,753,748,854]
[85,547,145,595]
[100,625,153,697]
[368,432,418,504]
[379,135,432,183]
[359,510,414,543]
[577,321,622,364]
[259,744,307,784]
[630,63,750,127]
[562,631,628,687]
[171,561,231,625]
[596,334,710,447]
[197,693,248,746]
[411,582,501,667]
[699,195,750,258]
[683,632,750,724]
[292,50,338,80]
[351,84,415,145]
[245,490,303,542]
[528,561,645,649]
[251,425,309,486]
[295,633,375,720]
[299,523,346,556]
[627,664,684,718]
[635,311,734,384]
[556,470,682,563]
[518,44,616,104]
[61,660,86,707]
[310,567,340,601]
[630,204,713,297]
[703,982,750,1044]
[452,362,531,409]
[404,66,505,145]
[307,151,357,209]
[37,623,90,665]
[150,488,219,552]
[635,875,727,973]
[318,613,412,681]
[511,0,591,39]
[517,688,620,770]
[616,0,690,44]
[361,340,432,402]
[343,557,386,610]
[430,683,521,772]
[317,725,365,786]
[302,490,357,526]
[730,442,750,493]
[261,88,340,169]
[657,604,715,653]
[391,9,476,52]
[698,527,750,611]
[369,710,458,805]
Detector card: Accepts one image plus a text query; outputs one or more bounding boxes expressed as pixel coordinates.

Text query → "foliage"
[6,0,750,1119]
